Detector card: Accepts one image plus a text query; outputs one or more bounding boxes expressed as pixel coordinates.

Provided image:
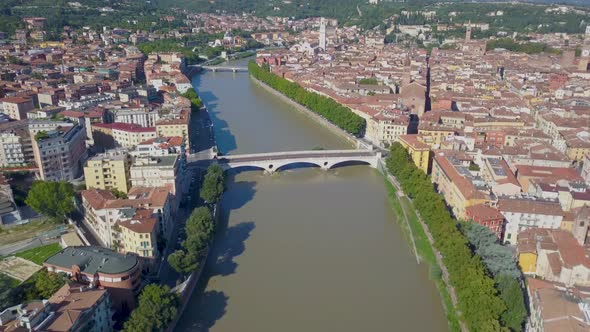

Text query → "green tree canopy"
[25,181,75,222]
[200,164,225,204]
[35,270,67,299]
[169,206,216,275]
[123,284,179,332]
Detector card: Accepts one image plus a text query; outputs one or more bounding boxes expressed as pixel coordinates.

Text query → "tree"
[25,181,75,222]
[111,188,128,199]
[168,207,216,275]
[35,269,67,299]
[200,164,224,204]
[167,250,198,274]
[497,274,527,331]
[123,284,179,332]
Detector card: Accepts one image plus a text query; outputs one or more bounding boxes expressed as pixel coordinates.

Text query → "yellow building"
[398,134,430,173]
[156,109,191,148]
[559,128,590,162]
[518,252,537,274]
[431,151,490,220]
[417,125,455,149]
[83,149,131,193]
[118,209,159,260]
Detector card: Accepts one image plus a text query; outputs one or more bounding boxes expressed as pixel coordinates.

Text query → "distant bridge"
[200,66,248,73]
[188,149,381,174]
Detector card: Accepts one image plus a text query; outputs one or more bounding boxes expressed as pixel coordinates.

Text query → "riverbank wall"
[250,76,359,148]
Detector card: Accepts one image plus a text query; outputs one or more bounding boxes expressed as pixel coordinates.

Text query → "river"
[176,58,447,331]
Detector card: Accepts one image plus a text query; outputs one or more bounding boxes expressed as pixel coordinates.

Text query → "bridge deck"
[219,149,374,161]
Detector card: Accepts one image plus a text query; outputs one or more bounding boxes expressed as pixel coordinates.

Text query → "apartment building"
[119,209,160,262]
[0,126,33,167]
[431,150,491,220]
[80,187,171,250]
[518,229,590,287]
[0,97,34,120]
[92,123,157,149]
[155,110,190,150]
[130,154,187,196]
[366,111,409,147]
[398,134,430,173]
[84,149,132,194]
[32,125,86,181]
[499,197,564,244]
[0,283,113,332]
[525,278,590,332]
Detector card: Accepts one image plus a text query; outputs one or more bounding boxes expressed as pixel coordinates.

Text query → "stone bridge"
[201,66,248,73]
[188,149,381,174]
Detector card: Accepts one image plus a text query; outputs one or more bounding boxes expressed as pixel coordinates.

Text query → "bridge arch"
[274,161,323,172]
[328,160,374,170]
[223,164,267,174]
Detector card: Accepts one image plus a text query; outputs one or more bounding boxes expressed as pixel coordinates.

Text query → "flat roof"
[44,246,139,275]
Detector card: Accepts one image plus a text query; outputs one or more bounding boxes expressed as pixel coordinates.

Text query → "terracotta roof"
[93,122,156,133]
[498,198,563,216]
[0,97,31,104]
[466,204,504,221]
[119,209,157,234]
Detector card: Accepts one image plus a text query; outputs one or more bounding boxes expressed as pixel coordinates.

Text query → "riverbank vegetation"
[123,284,179,332]
[248,61,365,136]
[168,207,216,275]
[460,223,527,330]
[386,142,515,331]
[168,164,224,275]
[182,88,204,111]
[200,164,225,204]
[382,178,461,331]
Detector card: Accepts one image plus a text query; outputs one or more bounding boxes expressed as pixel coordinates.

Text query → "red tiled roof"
[93,122,155,133]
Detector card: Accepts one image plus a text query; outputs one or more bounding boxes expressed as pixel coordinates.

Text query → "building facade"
[84,149,132,194]
[32,125,87,181]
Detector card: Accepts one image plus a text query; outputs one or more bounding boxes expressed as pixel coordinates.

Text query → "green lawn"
[15,243,62,265]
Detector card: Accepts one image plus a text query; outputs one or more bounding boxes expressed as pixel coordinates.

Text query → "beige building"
[130,155,185,195]
[84,149,132,194]
[92,123,157,149]
[526,278,590,332]
[0,97,35,120]
[155,109,191,149]
[80,187,171,250]
[119,209,160,260]
[366,111,409,147]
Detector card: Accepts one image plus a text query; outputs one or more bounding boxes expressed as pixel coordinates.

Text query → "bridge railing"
[220,149,375,159]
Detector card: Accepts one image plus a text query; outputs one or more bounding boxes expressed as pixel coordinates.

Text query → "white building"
[113,108,160,128]
[498,197,564,244]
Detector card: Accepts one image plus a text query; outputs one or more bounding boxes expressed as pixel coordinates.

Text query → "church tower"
[319,17,327,51]
[465,21,472,42]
